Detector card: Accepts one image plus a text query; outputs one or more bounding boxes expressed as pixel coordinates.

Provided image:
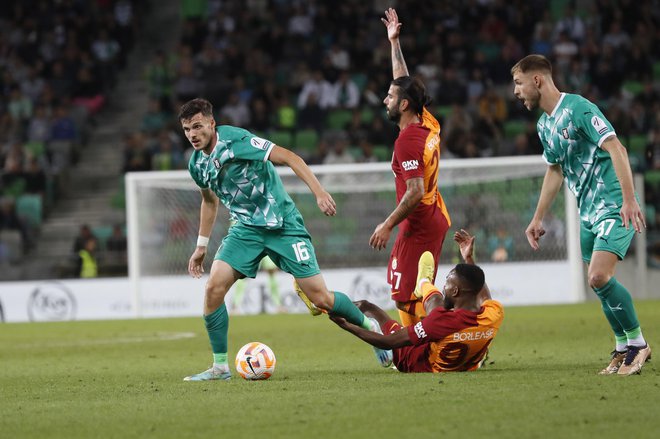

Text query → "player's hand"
[454,229,475,262]
[620,199,646,233]
[381,8,402,41]
[369,222,392,250]
[329,315,350,330]
[188,247,206,278]
[525,219,545,250]
[316,190,336,216]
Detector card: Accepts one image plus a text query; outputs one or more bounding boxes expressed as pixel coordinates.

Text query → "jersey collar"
[549,93,566,118]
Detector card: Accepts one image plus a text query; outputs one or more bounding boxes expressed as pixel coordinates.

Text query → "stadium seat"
[360,107,375,125]
[434,105,452,120]
[622,81,644,96]
[326,109,353,130]
[503,120,527,139]
[645,170,660,189]
[15,194,42,228]
[92,225,113,250]
[293,129,319,153]
[654,62,660,80]
[626,135,647,155]
[373,145,391,162]
[269,131,293,148]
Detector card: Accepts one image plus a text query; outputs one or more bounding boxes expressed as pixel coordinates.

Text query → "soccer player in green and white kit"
[512,55,651,375]
[179,98,392,381]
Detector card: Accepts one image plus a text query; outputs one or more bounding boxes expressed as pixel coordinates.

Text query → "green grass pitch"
[1,300,659,439]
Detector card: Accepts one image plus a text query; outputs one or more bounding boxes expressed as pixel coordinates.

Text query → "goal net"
[126,156,584,316]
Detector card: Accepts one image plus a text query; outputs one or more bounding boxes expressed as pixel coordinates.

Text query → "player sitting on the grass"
[331,230,504,372]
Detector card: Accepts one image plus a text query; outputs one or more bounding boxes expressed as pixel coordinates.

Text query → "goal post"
[126,157,586,317]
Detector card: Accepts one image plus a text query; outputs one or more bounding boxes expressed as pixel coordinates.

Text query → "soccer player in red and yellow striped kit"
[370,8,450,328]
[334,230,503,373]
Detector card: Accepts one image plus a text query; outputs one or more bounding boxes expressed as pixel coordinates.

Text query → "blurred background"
[0,0,658,282]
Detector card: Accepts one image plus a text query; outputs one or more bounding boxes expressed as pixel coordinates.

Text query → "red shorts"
[382,320,431,373]
[387,231,447,303]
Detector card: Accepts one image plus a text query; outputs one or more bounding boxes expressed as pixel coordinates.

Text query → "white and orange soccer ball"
[235,342,276,380]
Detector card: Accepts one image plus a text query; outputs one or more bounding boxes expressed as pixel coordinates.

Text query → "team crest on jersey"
[213,158,221,169]
[391,258,397,270]
[591,115,608,135]
[401,160,419,171]
[562,128,569,139]
[250,137,270,150]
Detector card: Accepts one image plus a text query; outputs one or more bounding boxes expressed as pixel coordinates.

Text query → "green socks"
[331,291,371,329]
[594,277,645,348]
[204,303,229,364]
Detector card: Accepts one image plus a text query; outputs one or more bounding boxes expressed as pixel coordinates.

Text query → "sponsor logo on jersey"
[213,158,221,169]
[414,321,427,339]
[427,134,440,150]
[401,159,419,171]
[591,115,609,135]
[250,137,270,150]
[452,328,494,341]
[562,128,569,139]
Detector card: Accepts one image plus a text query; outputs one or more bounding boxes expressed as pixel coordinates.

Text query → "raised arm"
[454,229,491,302]
[381,8,409,79]
[269,145,336,216]
[601,136,646,232]
[525,164,563,250]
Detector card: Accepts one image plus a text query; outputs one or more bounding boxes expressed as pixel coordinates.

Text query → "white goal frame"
[126,156,586,317]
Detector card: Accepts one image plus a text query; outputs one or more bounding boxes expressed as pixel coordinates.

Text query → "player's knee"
[205,281,229,300]
[588,272,610,289]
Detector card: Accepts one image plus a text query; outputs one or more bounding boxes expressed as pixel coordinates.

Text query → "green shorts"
[215,211,320,279]
[580,212,635,263]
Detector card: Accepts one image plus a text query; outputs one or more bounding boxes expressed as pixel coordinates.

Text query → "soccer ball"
[235,342,276,380]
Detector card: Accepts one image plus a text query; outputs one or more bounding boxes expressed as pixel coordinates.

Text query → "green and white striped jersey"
[537,93,621,225]
[188,125,296,229]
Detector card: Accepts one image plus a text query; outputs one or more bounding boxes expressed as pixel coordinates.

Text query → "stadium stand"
[0,0,658,280]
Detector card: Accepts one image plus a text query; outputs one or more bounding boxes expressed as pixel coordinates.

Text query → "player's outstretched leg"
[413,251,436,299]
[294,280,323,316]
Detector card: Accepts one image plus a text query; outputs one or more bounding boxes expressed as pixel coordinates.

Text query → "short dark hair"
[454,263,485,293]
[511,54,553,76]
[390,76,432,116]
[178,98,213,121]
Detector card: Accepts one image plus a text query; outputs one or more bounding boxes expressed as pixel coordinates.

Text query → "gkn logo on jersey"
[402,160,419,171]
[414,321,427,339]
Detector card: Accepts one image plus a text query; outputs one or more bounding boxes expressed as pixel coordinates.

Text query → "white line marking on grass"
[15,332,198,349]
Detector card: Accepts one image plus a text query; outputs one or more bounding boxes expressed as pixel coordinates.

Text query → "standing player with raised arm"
[512,54,650,375]
[371,8,451,327]
[180,98,392,381]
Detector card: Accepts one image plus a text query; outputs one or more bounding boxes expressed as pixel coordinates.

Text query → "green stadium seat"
[326,109,353,130]
[504,120,527,139]
[373,145,391,162]
[627,135,647,154]
[92,225,113,250]
[15,194,42,228]
[645,170,660,188]
[654,62,660,80]
[622,81,644,96]
[293,129,319,153]
[269,131,293,148]
[360,107,375,125]
[434,105,452,120]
